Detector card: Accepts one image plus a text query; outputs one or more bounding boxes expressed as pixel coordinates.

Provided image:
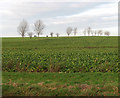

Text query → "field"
[2,36,119,96]
[2,72,118,96]
[2,37,119,72]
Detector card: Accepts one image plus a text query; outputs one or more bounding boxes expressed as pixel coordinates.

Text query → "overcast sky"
[0,0,118,37]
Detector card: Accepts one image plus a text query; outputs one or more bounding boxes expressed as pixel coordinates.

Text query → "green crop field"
[2,36,119,96]
[2,36,119,72]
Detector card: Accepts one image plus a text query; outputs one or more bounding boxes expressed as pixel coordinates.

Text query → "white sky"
[0,0,119,37]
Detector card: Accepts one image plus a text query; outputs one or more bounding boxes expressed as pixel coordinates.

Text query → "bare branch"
[56,33,59,37]
[50,32,53,37]
[66,27,72,37]
[74,27,77,36]
[34,20,45,37]
[87,27,91,36]
[94,31,97,36]
[98,30,102,36]
[104,31,110,36]
[91,30,94,36]
[17,19,29,38]
[83,29,86,36]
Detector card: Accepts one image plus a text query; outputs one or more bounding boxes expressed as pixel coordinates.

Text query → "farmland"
[2,36,119,96]
[2,72,118,96]
[2,36,119,72]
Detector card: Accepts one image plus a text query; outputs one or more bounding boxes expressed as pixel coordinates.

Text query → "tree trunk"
[22,36,24,42]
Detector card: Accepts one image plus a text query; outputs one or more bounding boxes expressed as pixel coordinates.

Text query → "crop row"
[2,49,119,72]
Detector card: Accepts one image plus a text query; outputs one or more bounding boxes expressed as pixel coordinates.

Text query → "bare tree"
[17,19,29,38]
[34,35,37,37]
[91,30,94,36]
[34,20,45,37]
[50,32,53,37]
[66,27,72,37]
[28,32,33,39]
[83,29,86,36]
[56,33,59,37]
[87,27,91,36]
[98,30,102,36]
[96,31,99,36]
[74,27,77,36]
[104,31,110,36]
[100,30,103,36]
[94,31,97,36]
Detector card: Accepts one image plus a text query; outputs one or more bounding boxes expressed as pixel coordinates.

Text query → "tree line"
[17,19,110,38]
